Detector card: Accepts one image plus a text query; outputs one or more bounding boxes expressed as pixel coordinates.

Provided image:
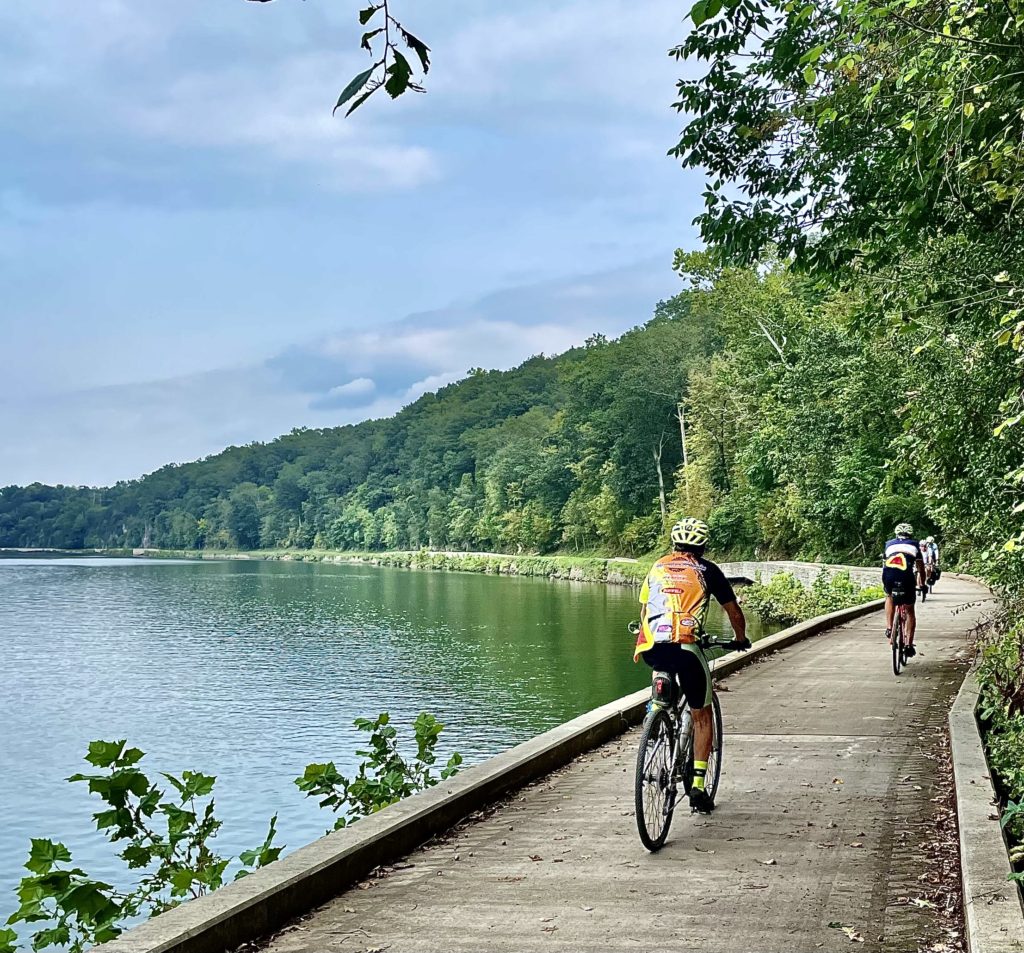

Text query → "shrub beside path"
[263,577,993,953]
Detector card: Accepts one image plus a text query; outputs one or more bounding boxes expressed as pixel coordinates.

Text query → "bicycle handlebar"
[626,621,750,652]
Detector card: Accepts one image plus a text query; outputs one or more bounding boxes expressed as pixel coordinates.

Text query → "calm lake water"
[0,554,776,910]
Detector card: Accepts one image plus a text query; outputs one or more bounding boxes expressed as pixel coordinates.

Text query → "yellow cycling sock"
[693,760,708,792]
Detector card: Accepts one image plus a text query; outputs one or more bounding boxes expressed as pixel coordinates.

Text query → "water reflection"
[0,556,776,905]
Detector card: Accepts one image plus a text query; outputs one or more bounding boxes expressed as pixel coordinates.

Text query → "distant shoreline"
[3,547,651,586]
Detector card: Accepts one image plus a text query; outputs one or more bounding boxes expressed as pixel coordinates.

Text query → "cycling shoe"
[689,789,716,814]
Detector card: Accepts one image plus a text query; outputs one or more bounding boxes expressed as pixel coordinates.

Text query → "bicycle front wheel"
[634,708,677,852]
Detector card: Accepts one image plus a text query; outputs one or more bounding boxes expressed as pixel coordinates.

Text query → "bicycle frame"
[648,634,735,787]
[650,689,693,786]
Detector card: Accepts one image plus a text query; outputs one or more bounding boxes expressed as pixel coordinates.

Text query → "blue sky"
[1,0,705,487]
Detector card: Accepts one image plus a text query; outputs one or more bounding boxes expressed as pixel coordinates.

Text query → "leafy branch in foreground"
[1,713,459,951]
[296,712,462,828]
[1,741,280,953]
[741,571,884,626]
[245,0,429,115]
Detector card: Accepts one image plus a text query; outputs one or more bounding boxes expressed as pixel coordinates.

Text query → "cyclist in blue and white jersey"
[921,537,936,577]
[882,522,927,657]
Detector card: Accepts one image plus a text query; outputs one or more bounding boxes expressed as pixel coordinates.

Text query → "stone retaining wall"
[722,560,880,588]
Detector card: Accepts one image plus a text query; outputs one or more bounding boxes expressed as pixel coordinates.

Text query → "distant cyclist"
[921,535,938,587]
[926,536,940,582]
[882,522,927,657]
[633,517,750,814]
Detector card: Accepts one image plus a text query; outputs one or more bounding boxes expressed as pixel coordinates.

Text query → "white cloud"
[119,52,440,191]
[0,260,677,486]
[327,377,376,398]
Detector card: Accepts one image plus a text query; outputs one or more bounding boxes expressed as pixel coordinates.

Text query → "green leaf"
[385,51,414,99]
[361,28,383,52]
[181,771,216,799]
[334,68,376,115]
[400,28,431,74]
[358,5,380,25]
[61,882,119,920]
[84,740,126,769]
[690,0,709,25]
[0,927,18,953]
[25,840,71,876]
[170,869,194,895]
[31,926,69,948]
[800,44,825,65]
[803,66,816,85]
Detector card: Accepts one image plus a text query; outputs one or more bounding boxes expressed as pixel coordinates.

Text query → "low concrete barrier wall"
[949,672,1024,953]
[96,598,885,953]
[722,559,880,588]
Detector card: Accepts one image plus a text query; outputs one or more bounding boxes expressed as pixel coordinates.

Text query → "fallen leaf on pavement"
[828,923,865,943]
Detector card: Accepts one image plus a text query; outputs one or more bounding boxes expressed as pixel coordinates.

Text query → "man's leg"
[885,594,894,636]
[679,649,716,812]
[906,604,917,645]
[692,704,713,789]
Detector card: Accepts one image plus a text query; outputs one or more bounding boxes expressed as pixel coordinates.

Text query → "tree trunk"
[653,437,667,521]
[677,402,690,504]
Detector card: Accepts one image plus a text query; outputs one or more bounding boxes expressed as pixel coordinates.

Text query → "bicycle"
[891,586,926,676]
[629,624,746,852]
[891,601,908,675]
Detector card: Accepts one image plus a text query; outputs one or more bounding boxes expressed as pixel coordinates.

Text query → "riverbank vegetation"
[977,622,1024,882]
[0,714,458,952]
[178,548,652,585]
[742,572,884,627]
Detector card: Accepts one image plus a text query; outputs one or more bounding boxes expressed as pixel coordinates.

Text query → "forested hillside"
[3,254,992,563]
[0,294,716,555]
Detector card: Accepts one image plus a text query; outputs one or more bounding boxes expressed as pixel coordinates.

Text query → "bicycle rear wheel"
[892,613,904,676]
[634,708,677,852]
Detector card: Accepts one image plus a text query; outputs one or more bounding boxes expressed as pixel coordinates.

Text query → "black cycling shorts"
[640,642,712,709]
[882,567,916,606]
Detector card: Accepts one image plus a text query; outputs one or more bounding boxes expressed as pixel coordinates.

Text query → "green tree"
[226,484,263,550]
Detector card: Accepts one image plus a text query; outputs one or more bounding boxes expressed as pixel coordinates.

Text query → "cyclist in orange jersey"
[634,517,749,813]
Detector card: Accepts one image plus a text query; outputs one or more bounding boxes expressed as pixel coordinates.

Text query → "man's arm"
[723,600,750,648]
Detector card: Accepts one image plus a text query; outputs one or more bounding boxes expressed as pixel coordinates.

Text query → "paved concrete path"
[263,578,994,953]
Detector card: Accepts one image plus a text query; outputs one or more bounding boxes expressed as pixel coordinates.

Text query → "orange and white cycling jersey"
[634,552,716,659]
